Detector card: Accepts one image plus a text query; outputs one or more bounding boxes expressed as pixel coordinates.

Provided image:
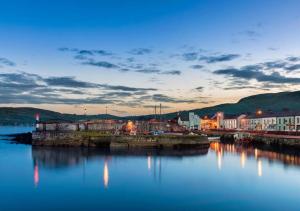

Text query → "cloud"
[182,52,198,61]
[101,84,156,92]
[285,64,300,72]
[152,94,196,104]
[44,76,98,88]
[135,68,160,74]
[81,59,119,69]
[0,72,159,105]
[199,54,240,63]
[286,56,300,62]
[213,66,300,84]
[129,48,152,55]
[262,61,287,69]
[161,70,181,75]
[58,47,112,56]
[190,65,204,69]
[194,86,204,92]
[0,57,16,67]
[143,105,171,109]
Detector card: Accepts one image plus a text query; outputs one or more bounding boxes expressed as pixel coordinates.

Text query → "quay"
[32,131,210,149]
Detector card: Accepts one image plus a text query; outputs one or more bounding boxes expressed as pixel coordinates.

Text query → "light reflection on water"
[2,127,300,210]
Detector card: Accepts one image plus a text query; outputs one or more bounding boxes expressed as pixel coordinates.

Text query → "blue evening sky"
[0,0,300,115]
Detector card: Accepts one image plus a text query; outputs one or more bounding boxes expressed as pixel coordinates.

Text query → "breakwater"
[31,131,210,149]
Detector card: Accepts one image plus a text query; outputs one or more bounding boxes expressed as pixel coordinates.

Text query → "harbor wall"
[32,131,210,149]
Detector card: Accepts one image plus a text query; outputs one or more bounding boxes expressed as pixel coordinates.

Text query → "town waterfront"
[1,127,300,210]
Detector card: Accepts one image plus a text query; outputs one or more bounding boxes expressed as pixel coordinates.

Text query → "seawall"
[32,131,210,149]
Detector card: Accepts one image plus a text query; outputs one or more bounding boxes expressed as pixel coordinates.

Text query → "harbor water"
[1,126,300,210]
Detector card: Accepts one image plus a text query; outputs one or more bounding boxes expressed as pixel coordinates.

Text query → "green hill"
[130,90,300,120]
[1,91,300,125]
[0,107,121,125]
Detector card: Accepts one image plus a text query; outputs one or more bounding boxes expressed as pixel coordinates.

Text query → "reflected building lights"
[217,150,222,170]
[257,160,262,177]
[240,152,246,168]
[255,149,258,159]
[103,161,109,188]
[34,162,39,187]
[147,156,152,170]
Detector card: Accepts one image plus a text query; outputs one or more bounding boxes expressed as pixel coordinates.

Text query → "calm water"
[1,127,300,210]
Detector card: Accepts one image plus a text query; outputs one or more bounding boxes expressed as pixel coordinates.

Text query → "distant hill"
[129,90,300,120]
[0,107,121,125]
[1,91,300,125]
[168,90,300,119]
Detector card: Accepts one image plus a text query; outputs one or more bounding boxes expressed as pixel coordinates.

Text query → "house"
[276,115,295,131]
[295,115,300,131]
[176,112,200,130]
[247,114,277,131]
[223,114,246,130]
[189,112,200,130]
[177,113,190,128]
[200,114,218,130]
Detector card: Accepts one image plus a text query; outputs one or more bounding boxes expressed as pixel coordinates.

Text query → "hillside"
[0,107,121,125]
[131,90,300,120]
[1,91,300,125]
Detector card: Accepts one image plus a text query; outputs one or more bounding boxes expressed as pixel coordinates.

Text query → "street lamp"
[256,109,262,115]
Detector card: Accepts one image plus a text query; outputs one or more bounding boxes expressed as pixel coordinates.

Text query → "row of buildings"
[177,111,300,132]
[35,110,300,134]
[36,118,187,135]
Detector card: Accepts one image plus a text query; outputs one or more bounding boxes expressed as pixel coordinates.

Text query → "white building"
[223,114,246,130]
[248,115,277,131]
[177,114,189,129]
[276,115,295,131]
[189,112,200,130]
[178,112,200,130]
[295,115,300,131]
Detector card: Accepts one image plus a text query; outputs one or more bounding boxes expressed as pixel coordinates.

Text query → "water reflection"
[31,147,209,187]
[240,152,246,168]
[257,159,262,177]
[147,156,151,170]
[103,160,109,188]
[33,161,39,187]
[210,142,300,174]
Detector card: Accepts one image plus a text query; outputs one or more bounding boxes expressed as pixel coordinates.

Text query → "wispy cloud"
[58,47,112,56]
[0,72,160,105]
[199,54,240,63]
[160,70,181,75]
[152,94,196,104]
[129,48,152,55]
[194,86,204,92]
[0,57,16,67]
[213,66,300,84]
[190,65,204,69]
[182,52,198,61]
[81,59,119,69]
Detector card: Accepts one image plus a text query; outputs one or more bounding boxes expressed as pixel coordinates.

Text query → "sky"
[1,0,300,116]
